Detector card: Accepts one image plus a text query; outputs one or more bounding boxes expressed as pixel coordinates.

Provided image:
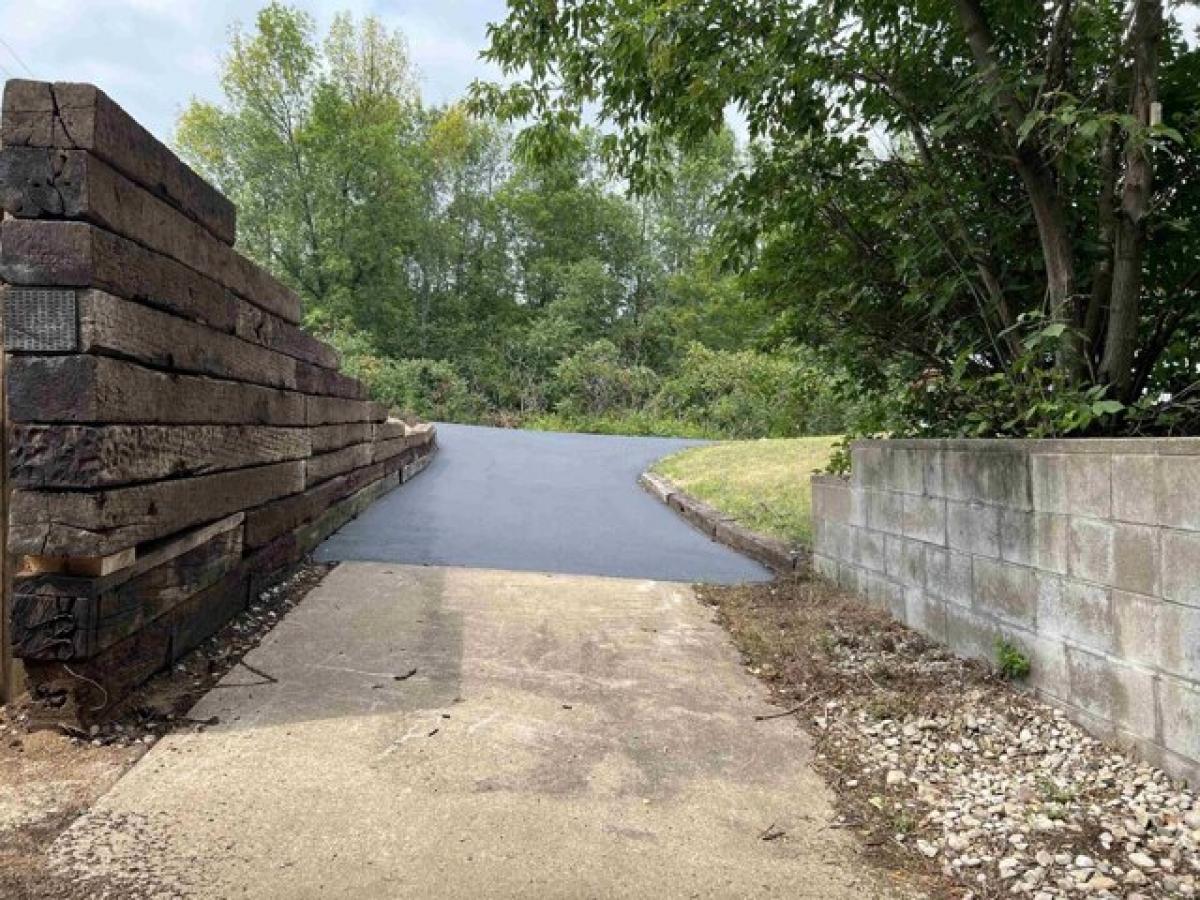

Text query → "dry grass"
[698,573,1171,900]
[652,436,839,546]
[698,573,995,899]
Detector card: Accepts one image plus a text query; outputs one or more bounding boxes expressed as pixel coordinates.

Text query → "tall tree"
[177,4,425,348]
[474,0,1200,436]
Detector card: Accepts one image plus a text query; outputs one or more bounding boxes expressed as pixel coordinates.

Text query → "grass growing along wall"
[651,437,839,546]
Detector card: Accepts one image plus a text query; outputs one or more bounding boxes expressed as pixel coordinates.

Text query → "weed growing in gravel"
[996,638,1032,680]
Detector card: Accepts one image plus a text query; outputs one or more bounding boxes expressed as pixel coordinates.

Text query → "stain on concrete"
[45,563,901,899]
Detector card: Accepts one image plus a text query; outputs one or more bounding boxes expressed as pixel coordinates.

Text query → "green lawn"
[651,437,840,547]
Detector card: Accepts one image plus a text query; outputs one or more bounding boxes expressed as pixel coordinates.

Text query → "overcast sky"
[1,1,1197,149]
[0,0,510,144]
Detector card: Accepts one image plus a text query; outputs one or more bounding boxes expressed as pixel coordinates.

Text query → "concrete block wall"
[811,438,1200,784]
[0,80,437,718]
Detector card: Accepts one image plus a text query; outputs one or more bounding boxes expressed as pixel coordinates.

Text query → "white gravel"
[802,629,1197,898]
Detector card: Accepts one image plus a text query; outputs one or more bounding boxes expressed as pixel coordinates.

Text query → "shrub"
[551,340,660,418]
[656,343,851,438]
[996,638,1032,681]
[351,355,484,423]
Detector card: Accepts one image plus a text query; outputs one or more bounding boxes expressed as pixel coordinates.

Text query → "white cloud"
[0,0,510,141]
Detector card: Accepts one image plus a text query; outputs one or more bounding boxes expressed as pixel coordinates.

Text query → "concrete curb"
[638,472,809,574]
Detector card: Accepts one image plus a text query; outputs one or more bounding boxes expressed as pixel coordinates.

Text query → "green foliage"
[175,4,869,441]
[996,639,1032,681]
[355,356,483,423]
[474,0,1200,439]
[657,344,852,439]
[551,341,660,419]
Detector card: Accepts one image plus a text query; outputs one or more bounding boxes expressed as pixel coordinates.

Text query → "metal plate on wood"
[3,288,78,352]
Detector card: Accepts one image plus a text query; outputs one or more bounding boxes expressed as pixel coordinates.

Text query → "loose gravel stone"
[703,576,1200,900]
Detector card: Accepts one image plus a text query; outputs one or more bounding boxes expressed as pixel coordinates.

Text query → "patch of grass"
[652,437,840,546]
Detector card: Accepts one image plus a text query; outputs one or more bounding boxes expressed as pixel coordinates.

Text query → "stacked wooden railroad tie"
[0,79,437,718]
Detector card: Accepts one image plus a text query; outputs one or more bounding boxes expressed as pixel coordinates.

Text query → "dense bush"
[550,341,660,419]
[337,342,484,423]
[656,344,850,438]
[328,323,860,439]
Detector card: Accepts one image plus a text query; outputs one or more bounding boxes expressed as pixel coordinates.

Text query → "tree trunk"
[1099,0,1163,401]
[953,0,1081,369]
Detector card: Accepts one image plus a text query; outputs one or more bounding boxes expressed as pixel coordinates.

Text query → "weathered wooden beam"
[0,223,338,369]
[407,423,437,448]
[120,513,244,586]
[10,593,96,661]
[244,462,384,548]
[374,420,409,442]
[7,355,306,426]
[73,290,298,390]
[11,515,244,599]
[18,547,136,578]
[12,522,246,662]
[305,395,387,426]
[310,423,373,455]
[244,472,397,596]
[306,443,373,488]
[93,525,243,657]
[9,460,304,557]
[168,565,251,666]
[0,147,299,323]
[402,450,435,483]
[10,424,310,489]
[233,300,339,370]
[1,80,237,246]
[295,360,367,399]
[0,219,238,332]
[372,437,408,463]
[293,473,398,558]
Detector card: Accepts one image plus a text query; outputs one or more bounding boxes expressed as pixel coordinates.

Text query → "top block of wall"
[1,80,236,246]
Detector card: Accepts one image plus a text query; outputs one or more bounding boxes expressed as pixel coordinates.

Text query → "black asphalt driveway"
[316,423,770,583]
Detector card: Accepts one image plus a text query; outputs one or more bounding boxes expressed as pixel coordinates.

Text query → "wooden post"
[1,298,22,702]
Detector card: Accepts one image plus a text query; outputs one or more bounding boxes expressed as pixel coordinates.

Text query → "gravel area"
[701,574,1198,899]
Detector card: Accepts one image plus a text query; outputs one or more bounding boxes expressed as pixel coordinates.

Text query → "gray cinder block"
[856,528,886,573]
[1065,647,1158,740]
[883,446,926,495]
[948,500,1001,558]
[1112,454,1160,525]
[1069,519,1159,596]
[926,547,973,607]
[865,490,904,535]
[973,558,1037,628]
[1032,453,1111,518]
[903,494,947,546]
[1161,529,1200,607]
[1160,675,1200,762]
[1160,455,1200,532]
[1037,575,1113,654]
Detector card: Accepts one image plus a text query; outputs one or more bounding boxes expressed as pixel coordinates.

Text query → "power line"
[0,37,35,78]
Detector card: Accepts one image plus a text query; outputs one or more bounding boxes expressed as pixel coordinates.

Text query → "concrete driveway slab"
[315,424,771,584]
[48,563,895,899]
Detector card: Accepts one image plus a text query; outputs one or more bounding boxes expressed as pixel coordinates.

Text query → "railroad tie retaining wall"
[810,439,1200,784]
[0,79,437,718]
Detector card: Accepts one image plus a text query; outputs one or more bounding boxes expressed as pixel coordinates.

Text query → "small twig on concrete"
[754,694,818,721]
[759,822,787,841]
[239,661,278,684]
[394,668,418,681]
